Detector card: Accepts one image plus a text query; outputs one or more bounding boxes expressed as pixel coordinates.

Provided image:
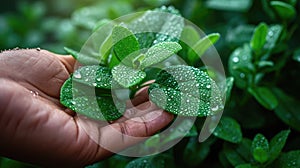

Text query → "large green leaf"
[270,1,296,20]
[268,130,290,163]
[248,87,278,110]
[206,0,253,12]
[250,23,268,55]
[213,117,243,143]
[112,64,146,88]
[60,78,125,121]
[139,42,182,69]
[252,134,269,163]
[149,65,223,117]
[72,65,112,89]
[112,25,140,64]
[273,88,300,131]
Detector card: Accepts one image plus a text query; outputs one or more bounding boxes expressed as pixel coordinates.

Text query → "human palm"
[0,49,173,167]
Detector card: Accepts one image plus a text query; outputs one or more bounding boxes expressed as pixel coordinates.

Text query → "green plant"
[60,6,224,121]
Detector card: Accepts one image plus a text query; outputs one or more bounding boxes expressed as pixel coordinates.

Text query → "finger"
[55,54,76,74]
[94,110,174,159]
[126,86,149,108]
[114,101,159,123]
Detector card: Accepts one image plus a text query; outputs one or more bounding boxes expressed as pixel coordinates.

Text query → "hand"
[0,49,173,167]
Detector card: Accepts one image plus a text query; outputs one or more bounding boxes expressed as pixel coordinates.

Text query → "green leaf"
[248,87,278,110]
[112,64,146,88]
[228,44,254,89]
[213,117,243,143]
[60,78,125,121]
[273,88,300,131]
[149,65,223,117]
[127,6,184,48]
[112,25,140,64]
[264,25,283,52]
[250,23,268,54]
[270,1,296,20]
[225,77,234,102]
[252,134,269,163]
[188,33,220,64]
[276,150,300,168]
[72,65,112,89]
[183,137,211,167]
[125,154,175,168]
[139,42,182,69]
[206,0,253,12]
[257,61,274,68]
[64,47,79,60]
[268,130,291,163]
[292,48,300,62]
[180,25,201,46]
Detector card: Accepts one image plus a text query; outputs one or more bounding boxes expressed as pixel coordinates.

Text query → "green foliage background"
[1,0,300,167]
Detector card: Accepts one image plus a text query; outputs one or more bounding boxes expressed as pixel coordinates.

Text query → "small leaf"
[252,134,269,163]
[225,77,234,102]
[292,48,300,62]
[180,25,201,46]
[270,1,296,20]
[268,130,291,163]
[213,117,243,143]
[60,78,125,121]
[188,33,220,64]
[149,65,223,117]
[112,25,140,64]
[72,65,112,89]
[250,23,268,54]
[206,0,253,12]
[273,88,300,131]
[64,47,79,60]
[139,42,182,69]
[257,60,274,68]
[276,150,300,168]
[248,87,278,110]
[112,64,146,88]
[228,44,254,89]
[264,25,283,52]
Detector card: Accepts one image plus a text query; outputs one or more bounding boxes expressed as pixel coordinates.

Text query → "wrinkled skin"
[0,49,173,168]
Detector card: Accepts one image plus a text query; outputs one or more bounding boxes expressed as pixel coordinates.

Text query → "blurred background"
[1,0,300,167]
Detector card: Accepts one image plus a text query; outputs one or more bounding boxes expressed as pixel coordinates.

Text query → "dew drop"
[92,83,97,87]
[73,71,82,79]
[211,105,219,112]
[233,57,239,63]
[206,85,211,89]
